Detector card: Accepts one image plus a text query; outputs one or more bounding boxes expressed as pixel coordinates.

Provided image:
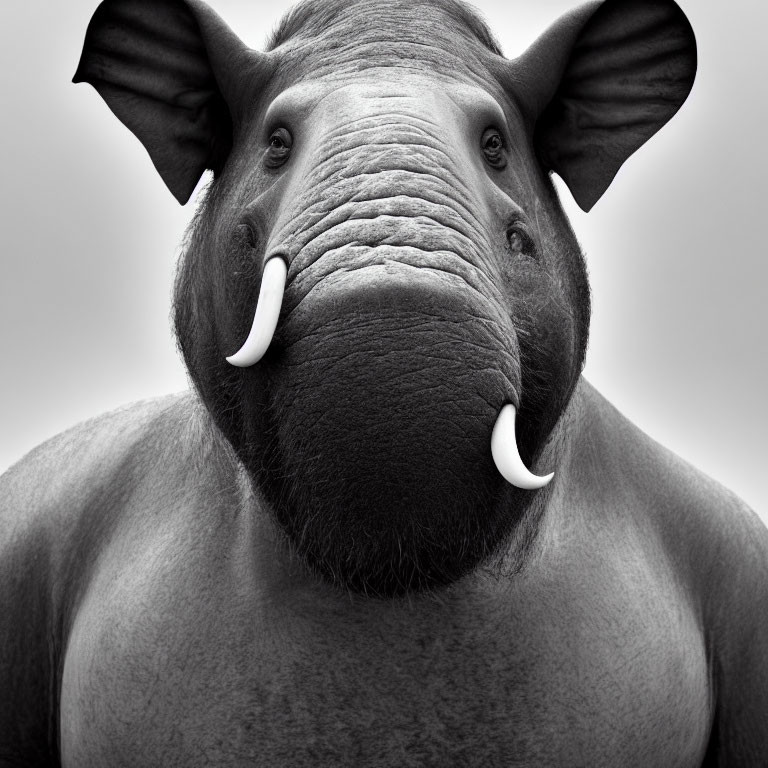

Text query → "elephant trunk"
[226,257,552,491]
[251,264,525,593]
[193,109,557,593]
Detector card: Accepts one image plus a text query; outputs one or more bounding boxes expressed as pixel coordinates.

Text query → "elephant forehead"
[264,79,507,136]
[268,0,504,85]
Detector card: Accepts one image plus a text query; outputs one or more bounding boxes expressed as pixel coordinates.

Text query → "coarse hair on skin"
[253,403,550,598]
[173,168,589,599]
[265,0,504,56]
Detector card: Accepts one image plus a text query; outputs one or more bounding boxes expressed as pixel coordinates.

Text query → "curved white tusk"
[226,256,288,367]
[491,404,554,490]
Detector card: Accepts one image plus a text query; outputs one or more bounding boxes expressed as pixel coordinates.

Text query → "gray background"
[1,0,765,524]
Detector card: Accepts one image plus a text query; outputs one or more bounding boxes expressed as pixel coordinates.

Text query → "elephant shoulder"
[642,446,768,762]
[1,392,198,537]
[575,380,764,558]
[0,392,218,604]
[580,380,767,587]
[0,392,205,759]
[577,380,768,762]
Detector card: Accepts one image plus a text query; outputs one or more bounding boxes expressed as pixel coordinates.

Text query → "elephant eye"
[266,127,293,168]
[481,128,506,169]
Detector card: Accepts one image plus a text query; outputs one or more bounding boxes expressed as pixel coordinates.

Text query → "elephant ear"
[515,0,696,212]
[73,0,256,204]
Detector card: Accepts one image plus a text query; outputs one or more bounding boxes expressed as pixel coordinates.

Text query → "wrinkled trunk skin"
[263,270,520,593]
[175,82,589,595]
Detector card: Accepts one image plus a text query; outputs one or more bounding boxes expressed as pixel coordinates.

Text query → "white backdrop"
[1,0,765,524]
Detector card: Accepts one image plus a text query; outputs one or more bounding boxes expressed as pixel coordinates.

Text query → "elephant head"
[74,0,696,595]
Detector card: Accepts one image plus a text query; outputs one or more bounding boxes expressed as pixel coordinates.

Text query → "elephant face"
[75,0,696,595]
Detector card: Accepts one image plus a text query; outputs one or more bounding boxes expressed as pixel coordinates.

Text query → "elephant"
[1,0,767,764]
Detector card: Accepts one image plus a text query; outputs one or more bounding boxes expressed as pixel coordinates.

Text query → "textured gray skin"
[1,0,767,765]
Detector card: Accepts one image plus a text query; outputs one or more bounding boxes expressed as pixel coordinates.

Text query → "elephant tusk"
[226,256,288,367]
[491,404,554,490]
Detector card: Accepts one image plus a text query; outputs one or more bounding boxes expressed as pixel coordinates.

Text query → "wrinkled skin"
[1,0,768,766]
[177,70,589,593]
[167,3,595,595]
